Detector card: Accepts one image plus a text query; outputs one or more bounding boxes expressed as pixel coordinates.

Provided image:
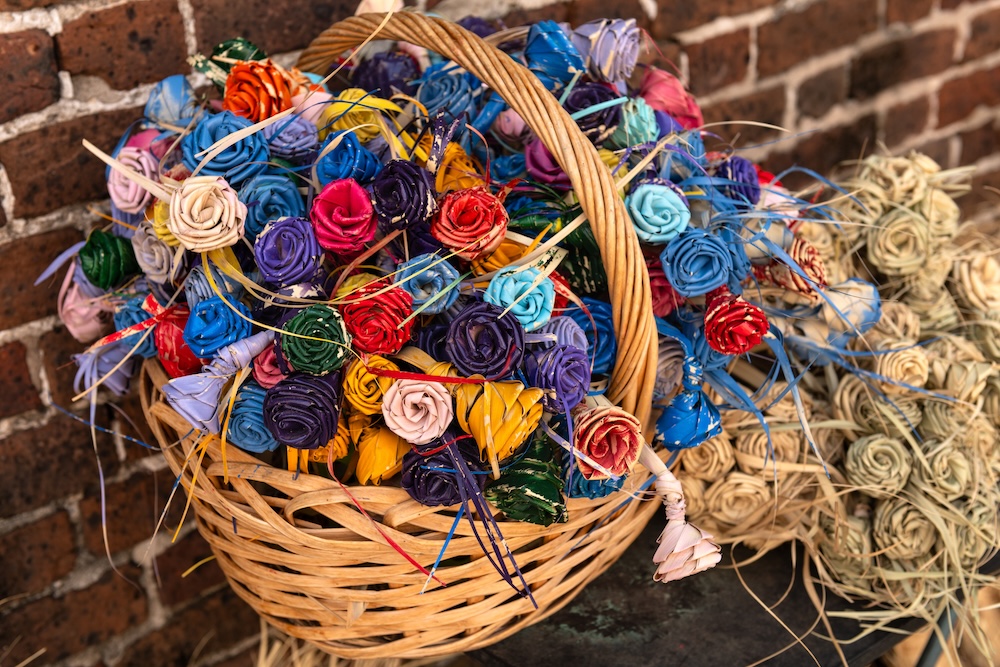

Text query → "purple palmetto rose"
[263,371,341,450]
[253,216,323,287]
[261,115,319,164]
[563,81,621,143]
[524,344,590,412]
[352,51,419,96]
[401,430,486,506]
[445,301,525,378]
[370,159,438,231]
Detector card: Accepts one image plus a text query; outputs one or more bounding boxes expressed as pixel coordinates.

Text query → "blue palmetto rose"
[183,294,253,357]
[525,21,584,90]
[625,181,690,243]
[237,173,305,241]
[184,262,244,309]
[484,266,556,332]
[113,295,158,358]
[315,131,382,186]
[417,66,474,122]
[660,228,733,298]
[717,155,760,206]
[262,115,319,164]
[564,298,617,376]
[493,154,526,180]
[181,110,269,185]
[146,74,197,129]
[395,253,461,315]
[227,380,280,453]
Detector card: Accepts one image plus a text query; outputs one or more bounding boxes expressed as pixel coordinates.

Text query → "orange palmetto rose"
[223,60,294,123]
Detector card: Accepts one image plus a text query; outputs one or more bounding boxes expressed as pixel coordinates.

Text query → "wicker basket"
[140,12,660,659]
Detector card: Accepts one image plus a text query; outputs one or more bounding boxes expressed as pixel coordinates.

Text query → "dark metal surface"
[471,521,923,667]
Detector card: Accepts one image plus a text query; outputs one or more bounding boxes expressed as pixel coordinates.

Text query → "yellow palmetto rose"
[343,355,398,415]
[319,88,402,143]
[356,424,409,485]
[454,379,544,478]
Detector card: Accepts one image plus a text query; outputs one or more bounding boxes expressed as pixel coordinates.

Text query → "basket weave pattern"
[142,13,660,659]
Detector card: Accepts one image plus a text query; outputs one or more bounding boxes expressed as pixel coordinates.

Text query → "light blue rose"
[483,266,555,332]
[626,182,690,243]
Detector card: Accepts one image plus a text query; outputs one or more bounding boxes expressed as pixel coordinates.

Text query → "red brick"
[655,0,774,37]
[884,96,930,147]
[685,29,750,97]
[80,467,176,556]
[849,29,956,101]
[765,114,878,187]
[156,529,226,607]
[192,0,355,55]
[887,0,934,24]
[0,106,143,219]
[798,65,848,120]
[40,324,86,409]
[0,512,76,598]
[913,137,953,169]
[56,0,188,91]
[941,0,985,7]
[702,85,786,146]
[501,3,571,27]
[0,567,146,664]
[570,0,651,29]
[0,30,60,125]
[0,341,43,419]
[0,228,84,330]
[0,0,66,7]
[116,390,157,453]
[0,419,114,518]
[115,587,258,666]
[960,169,1000,219]
[965,8,1000,62]
[938,65,1000,127]
[758,0,878,78]
[961,118,1000,165]
[0,206,6,227]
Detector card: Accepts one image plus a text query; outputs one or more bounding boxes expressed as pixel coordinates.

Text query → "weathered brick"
[849,29,956,101]
[0,512,76,598]
[156,529,226,607]
[965,8,1000,62]
[960,119,1000,165]
[884,97,930,147]
[960,169,1000,219]
[0,30,60,125]
[765,115,878,187]
[702,85,786,146]
[115,587,258,666]
[0,342,43,419]
[0,106,143,219]
[887,0,934,24]
[79,468,176,556]
[40,324,86,409]
[798,65,848,120]
[758,0,878,78]
[0,418,113,518]
[0,0,65,7]
[912,137,953,169]
[685,29,749,97]
[0,566,146,664]
[655,0,773,37]
[570,0,651,28]
[0,228,84,330]
[938,66,1000,127]
[501,3,571,27]
[941,0,985,8]
[56,0,188,91]
[192,0,355,55]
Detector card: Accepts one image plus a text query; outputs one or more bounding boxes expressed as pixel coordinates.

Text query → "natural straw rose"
[108,147,158,214]
[381,379,453,445]
[680,434,735,482]
[872,497,937,561]
[844,434,912,498]
[168,176,247,252]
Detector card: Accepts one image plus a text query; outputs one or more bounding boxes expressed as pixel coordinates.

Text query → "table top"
[470,520,923,667]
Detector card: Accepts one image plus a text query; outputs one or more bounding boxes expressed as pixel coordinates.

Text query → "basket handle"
[297,12,657,432]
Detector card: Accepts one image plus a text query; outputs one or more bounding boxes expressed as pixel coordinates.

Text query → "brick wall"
[1,0,999,664]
